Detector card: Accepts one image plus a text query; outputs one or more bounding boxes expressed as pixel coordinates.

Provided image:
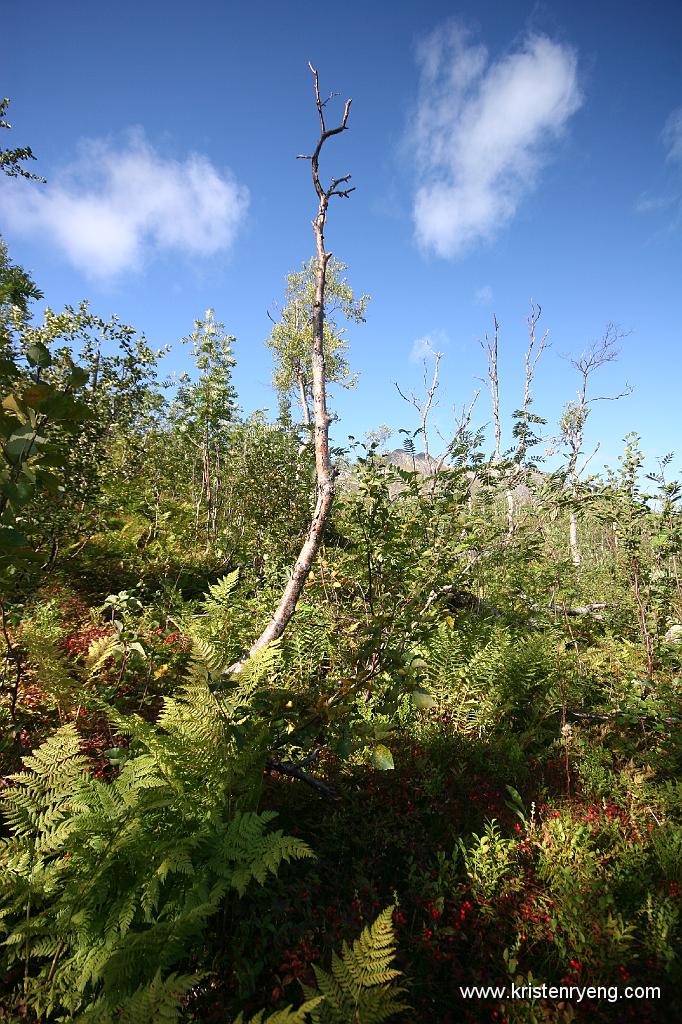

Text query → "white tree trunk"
[569,509,581,566]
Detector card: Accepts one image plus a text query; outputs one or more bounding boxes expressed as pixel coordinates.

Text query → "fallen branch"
[265,749,337,799]
[566,709,679,725]
[549,602,608,620]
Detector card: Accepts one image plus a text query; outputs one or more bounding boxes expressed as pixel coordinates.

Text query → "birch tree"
[229,64,354,673]
[266,256,368,432]
[172,310,238,550]
[480,305,548,534]
[559,324,630,566]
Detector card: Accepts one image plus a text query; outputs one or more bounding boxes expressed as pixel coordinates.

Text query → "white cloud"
[410,335,436,362]
[410,331,449,362]
[662,107,682,163]
[474,284,493,305]
[411,24,582,257]
[0,129,249,278]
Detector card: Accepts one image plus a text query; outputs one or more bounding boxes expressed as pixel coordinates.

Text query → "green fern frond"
[0,695,315,1023]
[218,640,283,723]
[333,908,401,994]
[205,569,240,608]
[81,969,202,1024]
[21,624,81,714]
[281,604,334,680]
[85,635,120,676]
[232,997,325,1024]
[303,907,407,1024]
[219,811,314,896]
[2,724,87,846]
[188,632,227,673]
[239,638,283,687]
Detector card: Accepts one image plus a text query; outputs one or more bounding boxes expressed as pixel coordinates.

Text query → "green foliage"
[19,602,83,715]
[0,98,45,182]
[266,258,369,422]
[0,198,680,1024]
[82,970,203,1024]
[458,820,516,902]
[0,655,313,1020]
[232,999,325,1024]
[0,298,92,574]
[302,907,407,1024]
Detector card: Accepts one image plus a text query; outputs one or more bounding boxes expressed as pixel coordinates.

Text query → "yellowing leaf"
[370,744,394,771]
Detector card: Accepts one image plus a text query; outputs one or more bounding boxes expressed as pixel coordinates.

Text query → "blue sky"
[2,0,681,476]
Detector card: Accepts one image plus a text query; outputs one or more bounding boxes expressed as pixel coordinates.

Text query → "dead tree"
[481,316,503,462]
[451,389,481,510]
[559,324,631,566]
[518,303,549,461]
[480,315,515,532]
[480,309,547,534]
[228,65,353,674]
[395,352,481,497]
[395,347,443,463]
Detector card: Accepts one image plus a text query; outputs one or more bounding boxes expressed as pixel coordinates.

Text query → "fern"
[205,568,240,608]
[302,907,407,1024]
[0,644,313,1021]
[20,618,82,716]
[218,811,314,896]
[81,969,202,1023]
[232,997,325,1023]
[86,634,121,676]
[1,723,88,849]
[282,604,335,683]
[188,632,227,673]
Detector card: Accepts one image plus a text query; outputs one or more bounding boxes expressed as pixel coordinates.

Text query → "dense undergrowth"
[1,559,680,1022]
[0,221,681,1022]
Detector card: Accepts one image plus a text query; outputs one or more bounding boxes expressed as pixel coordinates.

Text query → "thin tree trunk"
[506,490,515,535]
[296,371,313,469]
[298,372,312,430]
[228,66,353,674]
[632,557,654,676]
[569,507,581,566]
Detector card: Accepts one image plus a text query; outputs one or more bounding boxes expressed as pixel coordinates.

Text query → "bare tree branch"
[560,322,631,565]
[395,350,442,461]
[480,315,502,462]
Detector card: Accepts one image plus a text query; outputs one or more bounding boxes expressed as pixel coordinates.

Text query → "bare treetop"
[297,64,355,201]
[567,323,633,405]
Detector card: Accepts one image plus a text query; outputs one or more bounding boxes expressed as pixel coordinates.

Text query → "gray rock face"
[380,450,543,502]
[664,624,682,645]
[382,449,439,475]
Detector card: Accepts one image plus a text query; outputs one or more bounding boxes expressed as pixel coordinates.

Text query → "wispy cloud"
[0,129,249,278]
[411,24,582,258]
[635,192,677,214]
[474,284,493,305]
[409,331,447,362]
[663,107,682,163]
[410,336,437,362]
[635,106,682,229]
